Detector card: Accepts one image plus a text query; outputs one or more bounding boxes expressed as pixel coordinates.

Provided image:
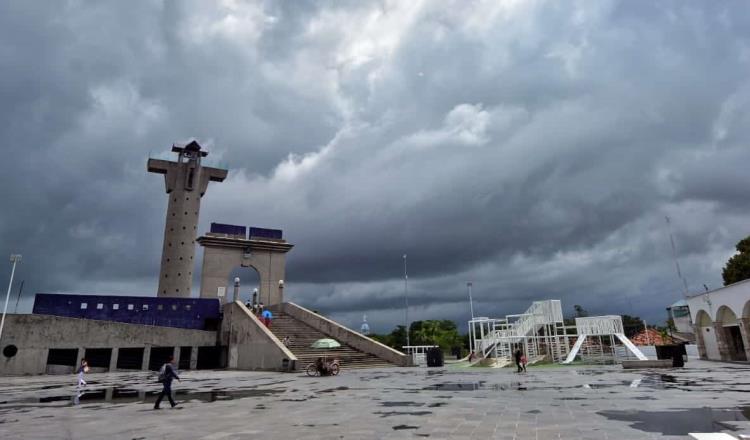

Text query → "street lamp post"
[0,254,22,343]
[403,254,410,350]
[467,281,475,319]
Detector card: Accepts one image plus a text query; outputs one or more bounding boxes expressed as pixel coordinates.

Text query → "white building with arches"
[686,279,750,362]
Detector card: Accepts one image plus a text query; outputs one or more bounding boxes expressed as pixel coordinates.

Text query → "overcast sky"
[2,0,749,332]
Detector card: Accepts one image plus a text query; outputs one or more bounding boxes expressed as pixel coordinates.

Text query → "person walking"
[257,302,265,317]
[77,358,89,387]
[154,355,180,410]
[520,353,527,372]
[514,349,523,373]
[261,309,273,328]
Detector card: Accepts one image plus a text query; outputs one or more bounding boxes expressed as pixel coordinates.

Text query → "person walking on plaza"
[514,349,523,373]
[77,358,89,387]
[154,355,180,410]
[262,308,273,328]
[520,353,527,373]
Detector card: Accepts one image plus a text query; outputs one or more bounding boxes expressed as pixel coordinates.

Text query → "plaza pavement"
[1,360,749,439]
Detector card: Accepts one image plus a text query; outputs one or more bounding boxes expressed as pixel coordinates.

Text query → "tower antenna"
[665,216,689,298]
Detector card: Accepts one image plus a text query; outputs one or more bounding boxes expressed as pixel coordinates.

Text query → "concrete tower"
[148,141,228,297]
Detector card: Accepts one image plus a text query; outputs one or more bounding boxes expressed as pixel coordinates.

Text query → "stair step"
[268,311,394,370]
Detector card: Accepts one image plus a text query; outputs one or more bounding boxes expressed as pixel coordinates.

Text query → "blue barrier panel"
[209,223,247,237]
[249,227,282,240]
[32,293,221,330]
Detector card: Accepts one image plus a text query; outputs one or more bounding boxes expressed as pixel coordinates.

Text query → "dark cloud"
[1,1,749,332]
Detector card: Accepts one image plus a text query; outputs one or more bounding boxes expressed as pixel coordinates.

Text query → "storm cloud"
[1,0,749,332]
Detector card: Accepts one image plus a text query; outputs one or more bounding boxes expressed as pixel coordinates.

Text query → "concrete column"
[713,322,731,361]
[190,346,198,370]
[738,318,750,361]
[694,325,707,360]
[77,346,85,364]
[173,346,181,367]
[109,347,119,372]
[142,345,151,371]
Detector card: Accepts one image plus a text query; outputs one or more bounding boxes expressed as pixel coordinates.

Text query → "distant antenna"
[665,216,689,297]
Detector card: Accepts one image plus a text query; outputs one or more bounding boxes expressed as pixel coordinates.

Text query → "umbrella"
[310,338,341,349]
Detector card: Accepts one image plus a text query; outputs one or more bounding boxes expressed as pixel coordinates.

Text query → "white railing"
[403,345,439,367]
[575,316,624,335]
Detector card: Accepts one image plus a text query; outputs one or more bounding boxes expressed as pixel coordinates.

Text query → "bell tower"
[148,141,228,297]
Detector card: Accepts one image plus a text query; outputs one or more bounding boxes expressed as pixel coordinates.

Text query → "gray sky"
[2,0,749,332]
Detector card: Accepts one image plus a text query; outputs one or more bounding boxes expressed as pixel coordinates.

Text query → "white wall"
[700,326,721,360]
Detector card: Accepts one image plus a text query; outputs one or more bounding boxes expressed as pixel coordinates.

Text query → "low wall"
[0,314,216,376]
[220,301,297,371]
[280,302,410,367]
[622,359,674,369]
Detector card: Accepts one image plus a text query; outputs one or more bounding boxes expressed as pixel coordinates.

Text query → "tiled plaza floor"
[1,360,749,439]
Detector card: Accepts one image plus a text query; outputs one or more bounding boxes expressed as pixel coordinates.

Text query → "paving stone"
[0,360,749,439]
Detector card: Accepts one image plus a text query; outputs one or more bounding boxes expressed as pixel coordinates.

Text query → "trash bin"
[426,347,444,367]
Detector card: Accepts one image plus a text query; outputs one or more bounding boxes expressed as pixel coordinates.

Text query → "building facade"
[686,279,750,362]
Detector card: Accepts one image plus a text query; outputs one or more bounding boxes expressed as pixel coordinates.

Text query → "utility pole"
[13,280,24,314]
[665,216,689,297]
[403,254,410,349]
[0,254,22,343]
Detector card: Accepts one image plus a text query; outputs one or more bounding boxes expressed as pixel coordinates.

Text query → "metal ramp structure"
[562,316,647,364]
[469,300,570,366]
[470,300,647,366]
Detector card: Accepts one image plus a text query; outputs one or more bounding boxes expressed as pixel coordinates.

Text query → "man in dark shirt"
[514,349,523,373]
[154,355,180,409]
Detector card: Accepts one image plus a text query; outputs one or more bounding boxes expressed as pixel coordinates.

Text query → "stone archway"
[227,266,261,305]
[197,224,293,306]
[716,305,746,361]
[695,309,719,360]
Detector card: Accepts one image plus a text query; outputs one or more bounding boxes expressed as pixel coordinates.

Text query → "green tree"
[573,304,588,318]
[408,320,461,350]
[723,235,750,286]
[621,315,645,338]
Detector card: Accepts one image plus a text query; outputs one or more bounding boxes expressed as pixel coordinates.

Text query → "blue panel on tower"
[210,223,247,237]
[32,293,221,330]
[249,227,282,240]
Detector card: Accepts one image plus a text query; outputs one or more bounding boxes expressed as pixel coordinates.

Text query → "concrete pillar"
[713,322,732,361]
[173,346,181,368]
[142,345,151,371]
[77,346,85,364]
[109,347,119,372]
[737,318,750,361]
[190,346,198,370]
[694,325,707,360]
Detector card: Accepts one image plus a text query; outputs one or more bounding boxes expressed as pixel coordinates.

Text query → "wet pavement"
[0,360,749,439]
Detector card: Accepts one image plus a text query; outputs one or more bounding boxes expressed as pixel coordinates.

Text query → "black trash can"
[426,347,444,367]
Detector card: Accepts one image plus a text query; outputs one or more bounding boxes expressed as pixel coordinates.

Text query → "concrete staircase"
[269,312,393,370]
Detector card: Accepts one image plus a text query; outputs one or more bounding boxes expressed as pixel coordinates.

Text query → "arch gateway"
[197,223,293,306]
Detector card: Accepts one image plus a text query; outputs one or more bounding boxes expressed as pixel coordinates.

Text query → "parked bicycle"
[306,357,340,376]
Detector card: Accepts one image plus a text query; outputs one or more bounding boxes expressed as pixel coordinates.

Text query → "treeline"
[370,320,465,351]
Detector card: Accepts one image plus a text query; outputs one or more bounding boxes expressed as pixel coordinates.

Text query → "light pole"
[403,254,410,349]
[467,281,475,319]
[0,254,22,343]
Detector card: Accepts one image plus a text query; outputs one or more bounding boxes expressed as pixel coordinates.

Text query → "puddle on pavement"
[598,407,750,435]
[423,381,528,391]
[392,424,419,430]
[0,387,284,410]
[423,382,484,391]
[381,401,424,407]
[375,411,432,418]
